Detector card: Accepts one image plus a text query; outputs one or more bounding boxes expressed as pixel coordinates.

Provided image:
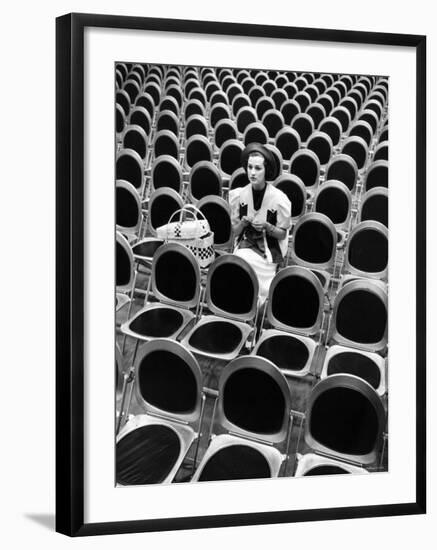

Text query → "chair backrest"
[341,136,369,171]
[185,135,213,169]
[188,161,222,202]
[116,231,135,292]
[153,129,179,160]
[317,94,335,116]
[330,280,388,353]
[123,78,140,104]
[116,149,144,193]
[122,124,148,161]
[143,81,161,107]
[291,212,337,271]
[135,339,203,424]
[339,96,358,120]
[243,122,269,146]
[325,153,358,192]
[344,221,388,279]
[274,127,301,162]
[205,254,258,322]
[213,118,237,150]
[236,106,258,134]
[148,187,184,236]
[218,139,244,177]
[165,84,183,109]
[232,93,251,117]
[331,106,351,133]
[274,173,306,220]
[160,95,181,117]
[229,167,249,191]
[261,109,284,139]
[116,90,131,117]
[266,266,324,336]
[156,109,179,136]
[255,96,275,120]
[215,356,292,447]
[313,180,351,230]
[151,242,201,308]
[373,141,388,162]
[116,180,142,235]
[116,104,126,135]
[210,102,230,128]
[271,89,288,110]
[289,148,320,191]
[185,114,208,140]
[135,92,155,120]
[359,187,388,227]
[306,103,326,129]
[307,131,333,166]
[291,113,315,143]
[348,120,373,147]
[280,99,300,125]
[304,374,385,465]
[358,109,379,134]
[151,155,183,193]
[129,106,152,137]
[197,195,233,249]
[318,116,342,147]
[364,160,388,191]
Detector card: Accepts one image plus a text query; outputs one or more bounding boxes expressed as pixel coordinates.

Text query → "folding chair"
[343,221,388,282]
[289,149,320,194]
[359,187,388,227]
[307,131,334,167]
[274,127,301,163]
[187,161,222,203]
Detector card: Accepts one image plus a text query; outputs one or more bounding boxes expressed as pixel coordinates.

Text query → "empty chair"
[229,167,249,191]
[116,231,137,313]
[255,96,275,120]
[358,109,379,134]
[303,374,385,467]
[180,255,258,360]
[210,103,231,128]
[294,76,307,91]
[364,160,388,191]
[363,99,383,121]
[291,113,315,143]
[153,130,179,160]
[198,195,233,250]
[307,131,333,166]
[188,161,222,203]
[116,149,144,195]
[205,81,221,101]
[343,221,388,280]
[328,280,388,353]
[331,106,351,134]
[191,355,292,482]
[262,79,277,96]
[116,90,131,118]
[243,122,269,146]
[319,117,342,148]
[248,85,265,108]
[313,180,351,234]
[213,118,238,150]
[241,76,256,95]
[151,155,183,193]
[349,120,373,147]
[121,243,201,344]
[143,81,161,107]
[294,91,312,112]
[304,84,319,103]
[219,139,244,178]
[275,174,306,221]
[185,135,213,169]
[339,96,358,120]
[341,136,369,171]
[262,109,284,138]
[320,345,386,397]
[122,124,148,162]
[188,87,207,107]
[129,106,153,137]
[147,187,184,237]
[236,106,258,135]
[156,109,179,137]
[317,94,335,116]
[160,95,181,117]
[325,154,358,192]
[116,180,143,238]
[271,89,288,110]
[373,141,388,161]
[313,78,327,95]
[135,92,155,121]
[227,83,244,103]
[123,78,141,104]
[289,149,320,192]
[289,212,337,288]
[325,86,341,108]
[280,99,300,125]
[232,93,251,117]
[283,82,298,99]
[359,187,388,227]
[379,126,388,144]
[184,114,208,140]
[274,127,301,162]
[253,266,324,377]
[210,90,229,108]
[116,339,204,484]
[306,103,327,129]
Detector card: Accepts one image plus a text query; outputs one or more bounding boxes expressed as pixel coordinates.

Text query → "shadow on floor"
[25,513,55,531]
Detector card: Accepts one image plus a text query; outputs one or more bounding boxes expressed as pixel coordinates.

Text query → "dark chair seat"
[129,307,184,338]
[188,319,243,355]
[198,444,270,482]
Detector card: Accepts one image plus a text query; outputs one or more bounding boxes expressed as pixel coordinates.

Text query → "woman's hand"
[251,221,268,232]
[241,216,253,227]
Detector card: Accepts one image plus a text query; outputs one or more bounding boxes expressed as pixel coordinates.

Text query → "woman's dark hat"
[241,142,279,180]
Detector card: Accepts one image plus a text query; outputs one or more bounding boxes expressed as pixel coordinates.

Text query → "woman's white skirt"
[234,248,277,304]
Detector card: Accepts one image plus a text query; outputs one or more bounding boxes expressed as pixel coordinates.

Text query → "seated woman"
[230,142,292,303]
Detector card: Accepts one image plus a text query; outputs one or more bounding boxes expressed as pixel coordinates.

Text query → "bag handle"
[166,204,209,241]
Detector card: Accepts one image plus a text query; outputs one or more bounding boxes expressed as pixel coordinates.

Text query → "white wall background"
[0,0,434,547]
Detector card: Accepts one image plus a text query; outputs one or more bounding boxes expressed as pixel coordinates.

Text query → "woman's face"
[247,153,266,189]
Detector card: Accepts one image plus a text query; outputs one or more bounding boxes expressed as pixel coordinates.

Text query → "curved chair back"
[122,124,148,162]
[213,118,237,150]
[291,113,314,143]
[359,187,388,227]
[349,120,373,147]
[364,160,388,191]
[229,167,249,191]
[262,109,284,139]
[116,104,126,136]
[205,254,258,322]
[197,196,233,249]
[307,131,333,166]
[319,116,342,147]
[188,161,222,202]
[280,99,300,124]
[274,174,306,221]
[266,266,324,336]
[304,374,386,465]
[116,231,135,292]
[236,106,258,134]
[153,129,179,160]
[156,109,179,136]
[151,154,183,193]
[185,135,213,169]
[116,180,142,236]
[116,148,144,193]
[148,187,184,236]
[330,280,388,353]
[218,139,244,177]
[274,127,301,162]
[344,221,388,279]
[151,243,201,309]
[341,136,369,171]
[129,106,153,137]
[244,122,269,146]
[291,212,337,271]
[306,103,326,129]
[313,180,351,231]
[325,153,358,192]
[289,148,320,192]
[184,114,208,140]
[135,92,155,120]
[373,141,388,162]
[116,89,131,117]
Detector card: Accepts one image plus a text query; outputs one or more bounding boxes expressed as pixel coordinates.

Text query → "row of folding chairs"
[115,338,387,485]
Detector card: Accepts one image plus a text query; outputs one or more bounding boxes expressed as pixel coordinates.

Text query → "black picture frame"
[56,12,426,537]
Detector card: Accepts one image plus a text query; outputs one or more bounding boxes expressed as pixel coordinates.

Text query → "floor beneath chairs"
[116,257,388,483]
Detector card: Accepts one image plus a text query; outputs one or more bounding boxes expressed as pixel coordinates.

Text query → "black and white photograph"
[114,61,389,485]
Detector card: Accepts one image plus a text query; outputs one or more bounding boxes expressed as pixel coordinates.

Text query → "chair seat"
[117,414,196,485]
[132,238,164,266]
[294,452,368,477]
[116,292,130,312]
[181,316,253,361]
[121,304,194,341]
[253,329,316,377]
[191,433,285,482]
